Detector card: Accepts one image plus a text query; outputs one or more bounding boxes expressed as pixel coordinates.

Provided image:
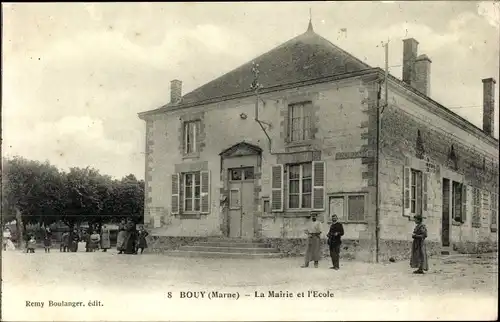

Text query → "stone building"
[138,21,498,261]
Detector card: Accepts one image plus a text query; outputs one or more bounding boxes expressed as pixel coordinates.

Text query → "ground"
[2,246,498,321]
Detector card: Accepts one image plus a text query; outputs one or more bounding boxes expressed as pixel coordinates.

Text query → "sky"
[2,2,499,179]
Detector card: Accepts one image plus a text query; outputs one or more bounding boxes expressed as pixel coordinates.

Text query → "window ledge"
[403,214,427,221]
[178,213,204,219]
[452,221,462,226]
[472,223,481,228]
[328,221,367,225]
[285,139,315,148]
[183,153,200,160]
[283,211,312,218]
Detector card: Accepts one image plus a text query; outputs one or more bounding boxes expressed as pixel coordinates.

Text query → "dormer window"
[288,101,313,142]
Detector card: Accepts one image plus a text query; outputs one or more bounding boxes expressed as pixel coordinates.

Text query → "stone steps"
[179,245,280,254]
[166,238,282,259]
[165,250,283,259]
[190,242,270,248]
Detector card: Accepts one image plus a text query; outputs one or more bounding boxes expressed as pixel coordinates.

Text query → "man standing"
[301,213,322,268]
[327,214,344,270]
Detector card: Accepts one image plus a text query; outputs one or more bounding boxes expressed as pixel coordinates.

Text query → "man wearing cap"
[327,214,344,270]
[301,213,322,268]
[410,215,429,274]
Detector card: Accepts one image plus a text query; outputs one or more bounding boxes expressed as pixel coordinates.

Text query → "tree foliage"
[1,156,144,229]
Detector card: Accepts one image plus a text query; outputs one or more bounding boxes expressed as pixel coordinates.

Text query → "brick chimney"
[402,38,419,86]
[482,78,496,136]
[170,79,182,104]
[414,54,432,96]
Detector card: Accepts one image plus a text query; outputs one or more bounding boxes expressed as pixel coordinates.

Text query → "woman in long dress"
[123,219,137,255]
[136,226,149,254]
[410,215,429,274]
[100,225,111,252]
[69,229,79,252]
[116,219,127,254]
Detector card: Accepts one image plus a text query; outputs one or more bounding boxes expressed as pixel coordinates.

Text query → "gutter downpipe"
[375,77,381,264]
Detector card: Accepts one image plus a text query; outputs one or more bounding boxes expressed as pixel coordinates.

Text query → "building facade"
[138,23,499,262]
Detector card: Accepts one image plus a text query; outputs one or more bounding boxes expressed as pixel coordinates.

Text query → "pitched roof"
[175,21,371,106]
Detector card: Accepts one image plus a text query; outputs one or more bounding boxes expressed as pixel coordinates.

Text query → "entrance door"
[442,178,450,247]
[228,167,255,239]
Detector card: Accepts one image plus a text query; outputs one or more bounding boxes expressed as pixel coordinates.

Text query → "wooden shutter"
[422,172,429,213]
[403,166,411,216]
[171,173,180,215]
[491,192,498,231]
[270,165,284,212]
[461,183,467,223]
[312,161,326,210]
[200,170,210,214]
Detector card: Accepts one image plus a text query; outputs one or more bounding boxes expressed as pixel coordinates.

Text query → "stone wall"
[378,83,499,255]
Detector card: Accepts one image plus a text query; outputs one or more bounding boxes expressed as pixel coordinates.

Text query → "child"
[136,226,149,254]
[89,231,100,252]
[27,236,36,253]
[3,227,12,251]
[61,231,70,252]
[43,227,52,253]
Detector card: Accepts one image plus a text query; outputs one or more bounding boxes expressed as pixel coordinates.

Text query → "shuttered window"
[200,171,210,214]
[312,161,326,211]
[270,165,284,212]
[472,187,481,227]
[403,166,429,217]
[491,192,498,232]
[171,174,180,215]
[172,171,210,215]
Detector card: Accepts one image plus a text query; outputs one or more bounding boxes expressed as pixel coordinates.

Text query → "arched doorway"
[220,142,262,239]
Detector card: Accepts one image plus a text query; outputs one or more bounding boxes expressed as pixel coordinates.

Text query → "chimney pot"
[170,79,182,104]
[482,78,496,136]
[414,54,432,96]
[402,38,419,86]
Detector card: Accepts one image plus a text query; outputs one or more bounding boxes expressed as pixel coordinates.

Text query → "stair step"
[179,245,279,254]
[165,250,283,259]
[191,242,270,248]
[205,238,263,244]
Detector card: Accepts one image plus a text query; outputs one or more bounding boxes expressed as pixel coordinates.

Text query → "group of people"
[116,218,149,255]
[1,219,149,255]
[302,213,344,270]
[302,213,429,274]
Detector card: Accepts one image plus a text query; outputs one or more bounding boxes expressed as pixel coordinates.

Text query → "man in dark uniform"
[327,214,344,270]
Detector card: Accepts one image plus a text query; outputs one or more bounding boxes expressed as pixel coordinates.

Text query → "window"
[183,172,201,212]
[262,197,271,214]
[288,163,312,209]
[230,167,254,181]
[171,171,210,215]
[328,194,366,222]
[288,101,312,142]
[452,181,462,221]
[403,166,428,217]
[410,169,422,215]
[491,192,498,231]
[271,161,325,213]
[472,187,481,227]
[183,121,199,154]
